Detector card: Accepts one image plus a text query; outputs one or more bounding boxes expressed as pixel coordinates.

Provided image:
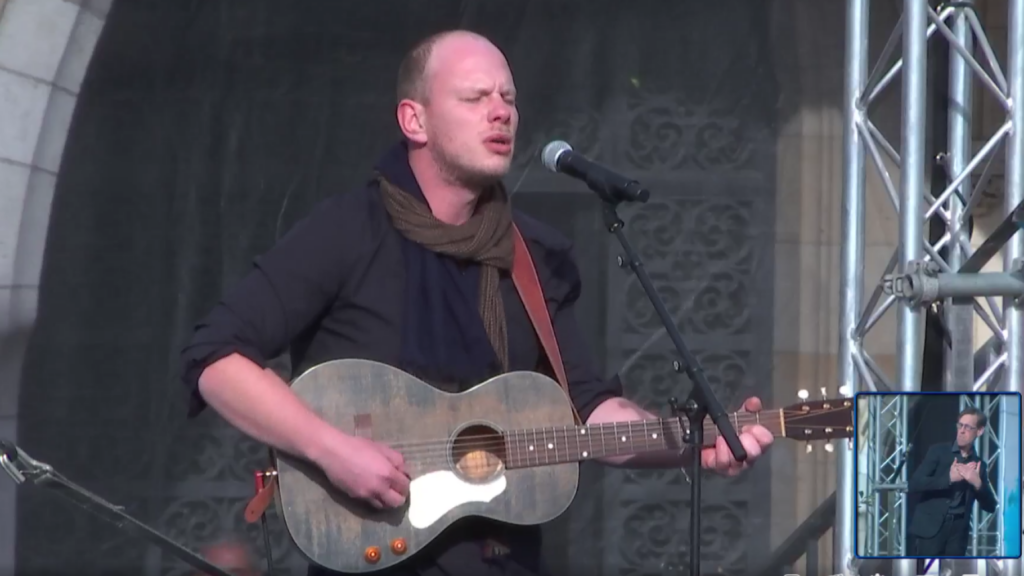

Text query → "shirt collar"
[951,441,977,459]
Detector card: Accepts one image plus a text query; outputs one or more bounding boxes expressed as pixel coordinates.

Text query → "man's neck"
[961,446,972,458]
[408,148,481,225]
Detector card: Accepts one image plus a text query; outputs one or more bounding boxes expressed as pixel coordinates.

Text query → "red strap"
[510,225,581,425]
[244,472,277,523]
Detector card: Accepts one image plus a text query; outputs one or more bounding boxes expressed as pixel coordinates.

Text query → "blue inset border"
[852,390,1023,560]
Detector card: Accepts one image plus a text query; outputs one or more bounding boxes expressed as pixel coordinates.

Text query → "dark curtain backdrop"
[16,1,780,574]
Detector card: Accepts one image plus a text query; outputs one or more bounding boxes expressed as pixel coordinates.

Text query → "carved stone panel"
[600,191,773,576]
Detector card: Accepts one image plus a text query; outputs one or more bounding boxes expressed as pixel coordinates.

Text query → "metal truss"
[839,0,1024,575]
[860,394,910,558]
[960,394,1006,557]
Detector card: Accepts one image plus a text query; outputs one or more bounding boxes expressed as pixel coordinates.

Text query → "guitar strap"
[510,224,582,426]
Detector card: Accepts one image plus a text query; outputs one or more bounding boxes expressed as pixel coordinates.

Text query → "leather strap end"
[244,476,277,523]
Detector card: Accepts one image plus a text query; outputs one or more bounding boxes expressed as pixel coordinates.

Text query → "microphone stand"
[595,192,747,576]
[0,440,236,576]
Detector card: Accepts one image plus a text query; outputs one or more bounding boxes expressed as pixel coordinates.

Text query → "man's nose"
[489,102,512,124]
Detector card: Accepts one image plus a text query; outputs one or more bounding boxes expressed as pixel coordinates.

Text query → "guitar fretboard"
[502,410,786,469]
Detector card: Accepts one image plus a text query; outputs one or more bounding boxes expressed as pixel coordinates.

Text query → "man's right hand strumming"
[313,433,410,510]
[198,355,411,510]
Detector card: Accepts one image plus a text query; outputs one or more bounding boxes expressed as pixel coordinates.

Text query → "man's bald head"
[395,29,518,190]
[396,30,496,104]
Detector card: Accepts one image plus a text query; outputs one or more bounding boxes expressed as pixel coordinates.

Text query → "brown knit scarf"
[377,174,515,370]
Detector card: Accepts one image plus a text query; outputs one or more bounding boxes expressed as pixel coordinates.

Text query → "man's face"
[420,35,518,188]
[956,414,982,448]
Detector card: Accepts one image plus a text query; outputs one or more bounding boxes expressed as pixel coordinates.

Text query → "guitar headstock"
[783,388,855,453]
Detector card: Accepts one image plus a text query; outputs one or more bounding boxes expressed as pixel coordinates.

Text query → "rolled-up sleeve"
[180,192,365,417]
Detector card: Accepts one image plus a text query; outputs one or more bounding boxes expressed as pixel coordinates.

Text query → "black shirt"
[948,442,981,514]
[180,147,623,576]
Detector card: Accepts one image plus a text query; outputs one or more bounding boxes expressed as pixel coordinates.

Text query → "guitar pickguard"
[407,470,507,529]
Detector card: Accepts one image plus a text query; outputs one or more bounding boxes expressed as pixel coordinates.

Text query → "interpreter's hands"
[950,461,963,483]
[699,396,775,476]
[956,461,982,489]
[315,433,410,509]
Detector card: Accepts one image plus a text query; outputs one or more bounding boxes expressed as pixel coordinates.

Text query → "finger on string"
[744,424,775,446]
[741,396,763,413]
[715,436,731,469]
[738,432,762,460]
[701,447,717,470]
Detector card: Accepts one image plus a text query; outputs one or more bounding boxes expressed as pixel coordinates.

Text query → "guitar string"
[363,419,854,464]
[378,406,853,452]
[374,420,855,463]
[375,423,854,470]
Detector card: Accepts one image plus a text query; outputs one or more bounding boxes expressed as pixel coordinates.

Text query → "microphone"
[541,140,650,204]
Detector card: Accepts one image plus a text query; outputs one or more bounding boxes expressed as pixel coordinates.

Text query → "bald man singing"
[180,30,775,576]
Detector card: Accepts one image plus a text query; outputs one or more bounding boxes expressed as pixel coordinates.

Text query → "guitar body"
[274,358,580,573]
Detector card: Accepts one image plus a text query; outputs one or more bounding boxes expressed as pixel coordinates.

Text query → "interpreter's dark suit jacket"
[907,442,997,539]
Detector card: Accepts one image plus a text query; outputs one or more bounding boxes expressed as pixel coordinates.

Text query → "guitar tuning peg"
[797,389,809,400]
[820,387,827,399]
[805,443,813,454]
[825,442,834,453]
[839,385,850,396]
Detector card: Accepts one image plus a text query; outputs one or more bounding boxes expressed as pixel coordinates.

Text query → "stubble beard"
[432,142,508,192]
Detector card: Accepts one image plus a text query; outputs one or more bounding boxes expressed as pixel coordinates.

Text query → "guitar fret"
[536,428,544,465]
[505,430,513,468]
[532,426,540,467]
[564,425,572,465]
[516,429,524,468]
[553,427,560,465]
[543,427,552,465]
[567,425,574,464]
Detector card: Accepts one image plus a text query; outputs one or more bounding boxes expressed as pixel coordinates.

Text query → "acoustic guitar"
[265,358,854,573]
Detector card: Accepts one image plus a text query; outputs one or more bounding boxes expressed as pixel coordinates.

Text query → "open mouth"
[484,134,513,154]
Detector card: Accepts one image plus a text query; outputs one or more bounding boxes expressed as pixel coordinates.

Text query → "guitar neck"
[503,409,786,469]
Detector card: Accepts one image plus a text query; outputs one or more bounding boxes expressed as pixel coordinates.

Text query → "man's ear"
[397,99,427,144]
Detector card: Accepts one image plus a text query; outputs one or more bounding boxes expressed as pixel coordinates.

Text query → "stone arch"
[0,0,111,569]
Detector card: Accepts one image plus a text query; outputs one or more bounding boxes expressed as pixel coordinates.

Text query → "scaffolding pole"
[944,0,976,392]
[836,0,868,571]
[1003,0,1024,569]
[841,0,1024,571]
[861,394,911,558]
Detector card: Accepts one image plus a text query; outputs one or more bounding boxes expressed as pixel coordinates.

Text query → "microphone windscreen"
[541,140,572,172]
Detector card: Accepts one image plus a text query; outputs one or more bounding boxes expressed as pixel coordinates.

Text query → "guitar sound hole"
[450,424,506,484]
